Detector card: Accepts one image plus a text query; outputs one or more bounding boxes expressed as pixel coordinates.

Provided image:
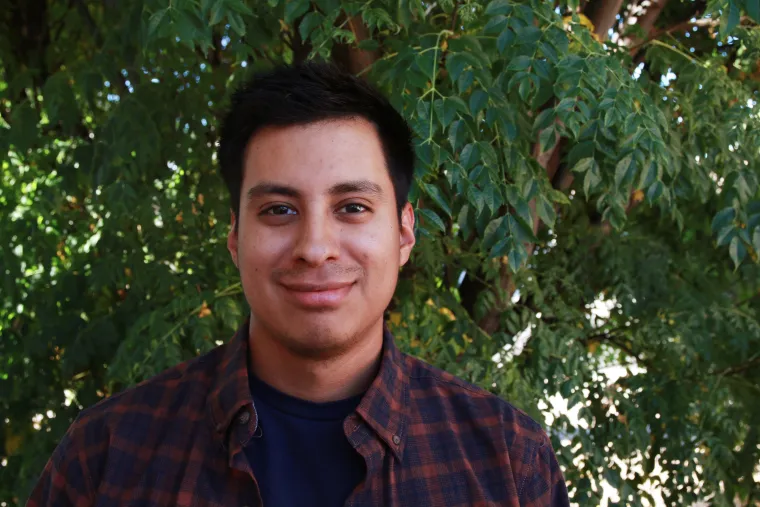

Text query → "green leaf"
[647,180,664,203]
[637,161,657,190]
[507,242,528,272]
[9,101,39,153]
[549,189,571,205]
[753,226,760,253]
[457,204,471,236]
[572,157,597,174]
[148,8,169,37]
[460,143,479,170]
[484,15,508,34]
[446,53,480,83]
[285,0,310,25]
[457,69,474,93]
[299,12,323,40]
[433,99,445,130]
[614,154,634,188]
[172,9,206,49]
[415,142,433,166]
[209,1,227,25]
[567,140,595,168]
[537,196,556,228]
[711,207,736,234]
[508,214,537,244]
[729,236,746,268]
[423,183,452,218]
[483,216,505,251]
[497,28,516,53]
[747,0,760,22]
[539,126,557,153]
[717,225,735,247]
[227,0,254,15]
[419,208,446,233]
[43,73,78,131]
[485,0,512,15]
[725,0,741,34]
[448,119,465,151]
[479,141,498,168]
[357,38,379,51]
[486,185,502,212]
[533,109,555,131]
[515,26,542,46]
[228,12,246,36]
[469,185,487,214]
[469,90,489,117]
[583,166,601,197]
[518,77,532,102]
[555,97,576,113]
[447,96,468,116]
[508,55,532,71]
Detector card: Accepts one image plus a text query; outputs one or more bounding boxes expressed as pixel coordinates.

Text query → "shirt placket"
[343,413,388,507]
[228,403,265,507]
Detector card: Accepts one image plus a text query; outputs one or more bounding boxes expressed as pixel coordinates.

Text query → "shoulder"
[403,352,546,440]
[402,353,566,501]
[57,344,227,468]
[75,343,226,429]
[27,345,228,505]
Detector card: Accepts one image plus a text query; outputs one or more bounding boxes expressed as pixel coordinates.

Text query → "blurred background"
[2,0,760,505]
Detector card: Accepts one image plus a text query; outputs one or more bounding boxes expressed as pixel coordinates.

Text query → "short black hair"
[218,61,415,221]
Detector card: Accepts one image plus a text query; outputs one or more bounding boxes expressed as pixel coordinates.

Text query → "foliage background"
[2,0,760,505]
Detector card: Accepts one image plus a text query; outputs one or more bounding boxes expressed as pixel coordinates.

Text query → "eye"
[339,203,368,214]
[263,205,297,216]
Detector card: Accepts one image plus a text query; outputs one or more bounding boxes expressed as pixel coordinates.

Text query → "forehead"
[242,118,391,191]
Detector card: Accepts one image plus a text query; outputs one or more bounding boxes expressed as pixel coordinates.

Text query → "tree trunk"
[583,0,625,42]
[331,14,379,75]
[623,0,672,49]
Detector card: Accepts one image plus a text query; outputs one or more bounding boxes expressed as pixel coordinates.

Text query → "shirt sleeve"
[26,421,93,507]
[518,435,570,506]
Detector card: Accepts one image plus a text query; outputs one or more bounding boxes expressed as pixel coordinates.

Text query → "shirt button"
[392,435,401,445]
[238,411,250,425]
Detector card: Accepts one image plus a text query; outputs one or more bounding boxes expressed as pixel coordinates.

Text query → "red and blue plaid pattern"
[28,322,569,506]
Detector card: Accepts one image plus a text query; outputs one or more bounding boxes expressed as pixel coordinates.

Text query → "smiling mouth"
[279,281,355,308]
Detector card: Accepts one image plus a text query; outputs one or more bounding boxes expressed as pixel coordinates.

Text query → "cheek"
[348,225,399,275]
[238,227,290,270]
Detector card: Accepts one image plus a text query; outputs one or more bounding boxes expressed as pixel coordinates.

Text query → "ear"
[227,211,239,269]
[398,202,416,267]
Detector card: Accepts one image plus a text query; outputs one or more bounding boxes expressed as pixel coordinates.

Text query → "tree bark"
[583,0,625,42]
[331,14,379,75]
[622,0,672,49]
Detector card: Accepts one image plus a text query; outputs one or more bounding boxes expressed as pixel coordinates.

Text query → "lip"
[279,281,355,309]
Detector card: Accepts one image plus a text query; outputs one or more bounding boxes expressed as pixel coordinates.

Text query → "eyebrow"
[328,180,384,197]
[246,179,384,202]
[246,183,300,201]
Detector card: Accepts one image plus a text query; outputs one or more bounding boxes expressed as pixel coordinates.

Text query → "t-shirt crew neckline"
[248,372,365,421]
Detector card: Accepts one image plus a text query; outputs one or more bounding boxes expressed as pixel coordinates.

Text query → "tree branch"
[74,0,103,46]
[715,353,760,377]
[629,16,721,52]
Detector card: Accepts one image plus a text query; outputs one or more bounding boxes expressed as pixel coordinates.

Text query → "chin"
[274,313,362,359]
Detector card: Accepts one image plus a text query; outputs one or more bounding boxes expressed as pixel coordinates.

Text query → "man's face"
[228,118,415,358]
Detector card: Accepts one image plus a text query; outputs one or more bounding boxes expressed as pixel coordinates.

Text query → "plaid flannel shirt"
[28,321,569,506]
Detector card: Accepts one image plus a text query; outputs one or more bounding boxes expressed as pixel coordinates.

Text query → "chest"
[93,424,519,507]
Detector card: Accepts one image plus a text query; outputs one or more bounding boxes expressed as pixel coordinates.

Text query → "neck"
[247,319,384,403]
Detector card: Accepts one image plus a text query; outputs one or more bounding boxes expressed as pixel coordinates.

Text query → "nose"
[291,210,340,266]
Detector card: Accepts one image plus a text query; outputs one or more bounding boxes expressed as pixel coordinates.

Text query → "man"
[28,62,569,506]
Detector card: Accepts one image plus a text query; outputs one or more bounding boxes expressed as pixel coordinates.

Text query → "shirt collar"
[206,319,410,460]
[354,324,410,462]
[207,319,254,437]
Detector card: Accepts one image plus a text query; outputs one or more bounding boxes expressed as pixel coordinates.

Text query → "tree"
[2,0,760,504]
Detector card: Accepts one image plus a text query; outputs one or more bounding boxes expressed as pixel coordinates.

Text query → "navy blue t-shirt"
[245,373,366,507]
